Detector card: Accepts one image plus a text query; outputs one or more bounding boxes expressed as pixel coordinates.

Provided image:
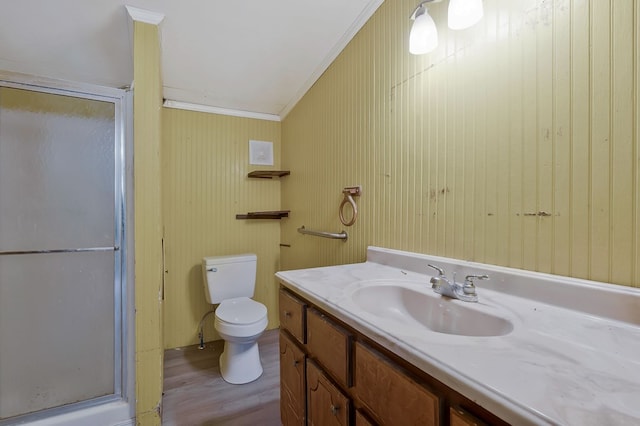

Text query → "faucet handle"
[427,264,445,276]
[427,264,446,290]
[463,274,489,295]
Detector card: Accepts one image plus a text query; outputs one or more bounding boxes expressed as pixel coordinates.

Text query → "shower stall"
[0,76,134,425]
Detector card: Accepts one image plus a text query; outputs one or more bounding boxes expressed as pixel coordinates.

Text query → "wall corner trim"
[126,6,165,25]
[163,99,282,122]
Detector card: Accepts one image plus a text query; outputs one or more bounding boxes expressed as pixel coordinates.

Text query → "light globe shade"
[448,0,484,30]
[409,9,438,55]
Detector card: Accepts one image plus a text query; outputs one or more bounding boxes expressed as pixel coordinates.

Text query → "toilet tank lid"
[203,253,256,266]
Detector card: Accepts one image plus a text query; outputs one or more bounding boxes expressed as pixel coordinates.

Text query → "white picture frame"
[249,140,274,166]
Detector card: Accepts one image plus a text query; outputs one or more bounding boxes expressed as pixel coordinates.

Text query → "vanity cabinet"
[449,407,487,426]
[306,308,352,387]
[307,359,351,425]
[280,332,306,426]
[354,341,439,425]
[354,411,375,426]
[279,287,507,426]
[279,288,307,344]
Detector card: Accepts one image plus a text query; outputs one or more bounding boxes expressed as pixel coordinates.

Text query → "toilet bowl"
[202,254,268,384]
[214,297,268,384]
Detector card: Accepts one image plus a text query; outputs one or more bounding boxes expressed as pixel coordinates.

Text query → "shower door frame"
[0,72,134,425]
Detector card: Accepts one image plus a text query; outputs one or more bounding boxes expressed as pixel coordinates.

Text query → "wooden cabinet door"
[307,308,352,387]
[355,410,376,426]
[279,289,307,344]
[307,359,351,426]
[280,331,306,426]
[354,342,440,425]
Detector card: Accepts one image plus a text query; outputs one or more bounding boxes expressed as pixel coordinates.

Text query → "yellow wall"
[162,108,282,349]
[133,20,164,426]
[280,0,640,288]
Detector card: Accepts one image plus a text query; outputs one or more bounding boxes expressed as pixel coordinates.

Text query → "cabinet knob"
[330,404,340,416]
[284,310,291,317]
[293,359,299,367]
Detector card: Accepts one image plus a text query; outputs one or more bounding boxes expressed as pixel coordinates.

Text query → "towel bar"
[297,226,348,241]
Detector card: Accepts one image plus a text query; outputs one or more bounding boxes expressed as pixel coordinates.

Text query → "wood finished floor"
[162,329,281,426]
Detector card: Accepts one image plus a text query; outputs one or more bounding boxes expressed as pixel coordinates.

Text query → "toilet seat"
[216,297,267,324]
[214,297,268,338]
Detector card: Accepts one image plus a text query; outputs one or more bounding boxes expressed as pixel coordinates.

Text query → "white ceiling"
[0,0,383,120]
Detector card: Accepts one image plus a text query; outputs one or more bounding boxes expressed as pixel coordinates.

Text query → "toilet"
[202,253,268,384]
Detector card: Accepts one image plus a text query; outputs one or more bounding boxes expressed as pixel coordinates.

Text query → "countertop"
[275,247,640,426]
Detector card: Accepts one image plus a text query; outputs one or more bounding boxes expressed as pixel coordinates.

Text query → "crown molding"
[163,100,281,122]
[125,6,165,25]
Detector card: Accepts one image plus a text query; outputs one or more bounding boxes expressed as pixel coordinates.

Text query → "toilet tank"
[202,254,257,304]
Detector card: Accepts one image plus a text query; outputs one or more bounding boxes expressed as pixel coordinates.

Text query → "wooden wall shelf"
[236,210,290,220]
[248,170,290,179]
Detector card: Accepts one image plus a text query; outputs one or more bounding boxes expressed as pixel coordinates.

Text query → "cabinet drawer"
[354,342,440,425]
[279,288,307,344]
[307,359,351,426]
[450,407,487,426]
[280,331,306,426]
[307,308,352,387]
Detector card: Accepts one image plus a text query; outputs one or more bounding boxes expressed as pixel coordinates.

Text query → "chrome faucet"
[427,264,488,303]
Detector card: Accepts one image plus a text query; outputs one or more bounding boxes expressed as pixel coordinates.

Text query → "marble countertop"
[276,247,640,426]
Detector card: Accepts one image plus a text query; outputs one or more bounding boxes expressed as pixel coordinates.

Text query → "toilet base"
[219,340,263,384]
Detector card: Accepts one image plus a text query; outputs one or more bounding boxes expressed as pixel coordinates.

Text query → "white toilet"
[202,253,268,384]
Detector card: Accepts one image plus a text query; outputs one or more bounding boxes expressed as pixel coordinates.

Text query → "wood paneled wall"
[133,20,164,426]
[162,108,282,349]
[281,0,640,288]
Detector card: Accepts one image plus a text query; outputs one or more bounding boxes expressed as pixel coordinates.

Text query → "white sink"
[349,281,513,337]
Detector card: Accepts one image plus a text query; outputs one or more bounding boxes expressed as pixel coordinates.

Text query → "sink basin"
[350,282,513,337]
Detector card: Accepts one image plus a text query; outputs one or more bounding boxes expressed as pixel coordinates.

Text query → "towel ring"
[339,186,362,227]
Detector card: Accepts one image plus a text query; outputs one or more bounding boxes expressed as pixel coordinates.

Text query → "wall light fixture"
[409,0,484,55]
[409,2,439,55]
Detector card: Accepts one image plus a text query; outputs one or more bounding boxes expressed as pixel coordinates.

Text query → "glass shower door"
[0,86,123,422]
